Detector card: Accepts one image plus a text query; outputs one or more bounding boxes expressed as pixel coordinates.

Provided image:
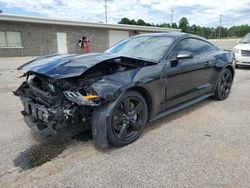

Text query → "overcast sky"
[0,0,250,27]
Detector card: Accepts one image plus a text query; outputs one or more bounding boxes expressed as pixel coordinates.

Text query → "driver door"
[165,38,216,108]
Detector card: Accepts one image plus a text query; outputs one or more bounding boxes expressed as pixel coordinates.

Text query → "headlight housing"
[63,91,100,106]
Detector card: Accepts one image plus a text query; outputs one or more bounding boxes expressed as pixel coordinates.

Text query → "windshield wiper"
[242,42,250,44]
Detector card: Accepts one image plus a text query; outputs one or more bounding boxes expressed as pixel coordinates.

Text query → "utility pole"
[218,14,223,38]
[104,0,107,23]
[171,9,174,27]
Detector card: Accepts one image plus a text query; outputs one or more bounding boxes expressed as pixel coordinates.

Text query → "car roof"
[134,32,207,41]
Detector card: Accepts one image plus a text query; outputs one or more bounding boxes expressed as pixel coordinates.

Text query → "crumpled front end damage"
[14,55,156,147]
[14,74,99,138]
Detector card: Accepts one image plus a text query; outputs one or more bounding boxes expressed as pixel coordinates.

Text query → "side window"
[170,38,216,59]
[194,40,216,55]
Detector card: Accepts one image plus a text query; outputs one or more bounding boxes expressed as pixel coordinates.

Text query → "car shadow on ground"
[143,98,212,135]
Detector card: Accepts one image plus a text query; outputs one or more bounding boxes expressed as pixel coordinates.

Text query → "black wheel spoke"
[220,84,224,92]
[113,116,123,126]
[123,98,130,114]
[226,83,231,88]
[222,75,226,83]
[118,124,128,140]
[130,119,141,131]
[225,73,230,81]
[223,75,226,81]
[131,102,143,115]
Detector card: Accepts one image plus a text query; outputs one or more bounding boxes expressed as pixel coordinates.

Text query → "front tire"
[92,91,148,147]
[107,91,148,147]
[213,68,233,100]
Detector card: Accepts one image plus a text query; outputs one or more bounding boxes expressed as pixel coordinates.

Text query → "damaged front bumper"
[21,97,52,123]
[19,95,91,137]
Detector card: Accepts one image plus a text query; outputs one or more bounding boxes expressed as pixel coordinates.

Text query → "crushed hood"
[18,53,152,79]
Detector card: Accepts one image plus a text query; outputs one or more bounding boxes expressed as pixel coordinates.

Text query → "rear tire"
[213,68,233,100]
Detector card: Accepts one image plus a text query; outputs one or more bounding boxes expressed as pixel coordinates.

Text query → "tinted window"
[170,38,216,58]
[106,36,174,61]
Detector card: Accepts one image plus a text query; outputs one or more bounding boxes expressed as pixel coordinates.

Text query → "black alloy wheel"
[108,91,148,147]
[214,68,233,100]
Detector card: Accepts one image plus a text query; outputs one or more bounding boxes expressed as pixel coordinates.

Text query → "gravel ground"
[0,56,250,188]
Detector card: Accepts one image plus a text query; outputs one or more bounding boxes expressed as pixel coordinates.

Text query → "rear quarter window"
[170,38,217,59]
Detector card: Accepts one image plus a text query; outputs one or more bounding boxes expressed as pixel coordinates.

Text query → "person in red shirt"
[80,36,91,53]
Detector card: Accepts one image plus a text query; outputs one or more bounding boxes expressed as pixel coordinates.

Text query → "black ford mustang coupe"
[14,33,235,148]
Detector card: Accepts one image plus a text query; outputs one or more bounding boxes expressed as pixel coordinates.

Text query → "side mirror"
[176,51,193,60]
[169,51,193,68]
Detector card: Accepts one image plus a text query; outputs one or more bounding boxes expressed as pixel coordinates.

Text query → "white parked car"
[233,33,250,68]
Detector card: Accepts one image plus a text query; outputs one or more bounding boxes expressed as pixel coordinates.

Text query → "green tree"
[159,23,171,28]
[130,19,137,25]
[189,24,197,34]
[137,19,146,26]
[179,17,189,32]
[171,23,178,29]
[117,17,250,39]
[118,17,131,24]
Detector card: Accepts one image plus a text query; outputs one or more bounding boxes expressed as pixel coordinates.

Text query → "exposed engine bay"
[14,55,155,136]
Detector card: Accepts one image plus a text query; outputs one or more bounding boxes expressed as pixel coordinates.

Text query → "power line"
[218,14,223,38]
[171,9,174,27]
[104,0,107,23]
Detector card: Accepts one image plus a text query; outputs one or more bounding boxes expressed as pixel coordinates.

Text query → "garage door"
[109,30,129,48]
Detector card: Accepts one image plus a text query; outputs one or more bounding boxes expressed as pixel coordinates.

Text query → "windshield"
[241,33,250,43]
[106,36,174,61]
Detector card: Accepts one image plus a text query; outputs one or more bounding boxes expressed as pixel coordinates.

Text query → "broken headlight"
[63,91,100,106]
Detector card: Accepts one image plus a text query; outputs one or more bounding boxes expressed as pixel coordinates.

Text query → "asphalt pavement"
[0,55,249,188]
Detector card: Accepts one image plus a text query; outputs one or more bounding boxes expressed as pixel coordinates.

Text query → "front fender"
[89,69,139,101]
[89,63,166,118]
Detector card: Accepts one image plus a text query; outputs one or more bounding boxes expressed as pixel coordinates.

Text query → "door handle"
[204,61,214,66]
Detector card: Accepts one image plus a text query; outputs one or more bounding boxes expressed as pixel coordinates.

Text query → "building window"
[0,31,22,47]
